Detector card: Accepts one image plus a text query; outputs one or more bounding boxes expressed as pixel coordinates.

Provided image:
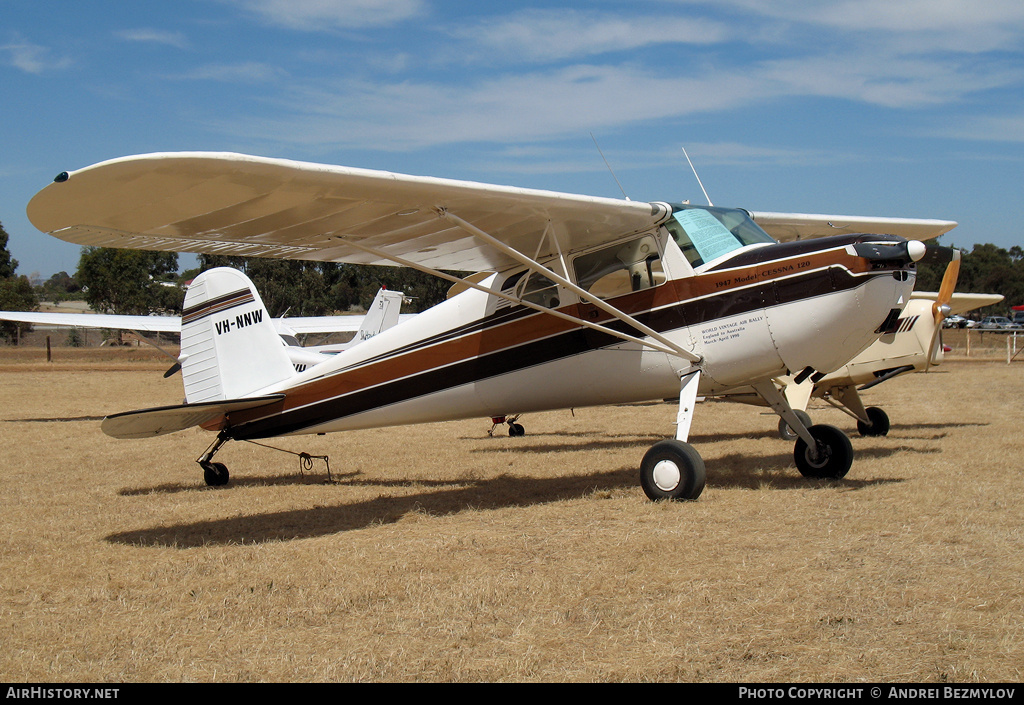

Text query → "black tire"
[856,406,890,437]
[639,439,706,501]
[203,462,230,487]
[508,423,525,437]
[793,425,853,479]
[778,410,812,440]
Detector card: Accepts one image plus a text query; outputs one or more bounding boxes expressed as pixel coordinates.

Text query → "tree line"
[3,215,1023,343]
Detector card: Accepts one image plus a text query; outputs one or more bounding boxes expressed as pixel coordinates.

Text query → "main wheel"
[793,425,853,479]
[856,406,890,437]
[203,462,230,487]
[778,410,812,440]
[640,439,706,501]
[508,423,525,437]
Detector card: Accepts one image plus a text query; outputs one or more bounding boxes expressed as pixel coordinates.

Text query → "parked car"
[943,315,970,328]
[977,316,1022,330]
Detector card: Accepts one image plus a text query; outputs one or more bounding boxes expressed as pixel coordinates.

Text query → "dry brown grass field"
[1,340,1022,682]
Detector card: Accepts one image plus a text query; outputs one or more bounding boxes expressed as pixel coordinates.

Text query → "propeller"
[925,247,961,369]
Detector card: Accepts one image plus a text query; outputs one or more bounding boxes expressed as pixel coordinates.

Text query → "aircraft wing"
[277,314,416,334]
[750,211,957,242]
[27,152,668,273]
[910,291,1004,316]
[0,310,396,336]
[0,310,180,332]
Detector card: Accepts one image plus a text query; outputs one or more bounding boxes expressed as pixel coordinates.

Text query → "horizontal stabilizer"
[101,394,284,439]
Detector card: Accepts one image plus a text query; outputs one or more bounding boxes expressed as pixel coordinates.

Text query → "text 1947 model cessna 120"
[27,152,957,500]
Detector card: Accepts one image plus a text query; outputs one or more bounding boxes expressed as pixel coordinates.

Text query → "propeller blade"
[935,249,961,312]
[163,362,182,378]
[925,249,961,369]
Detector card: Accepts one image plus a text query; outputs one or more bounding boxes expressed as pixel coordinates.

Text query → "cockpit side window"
[500,269,562,309]
[572,234,664,299]
[664,204,775,268]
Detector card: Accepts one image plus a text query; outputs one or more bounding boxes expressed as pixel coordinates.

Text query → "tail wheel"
[640,439,706,501]
[778,409,812,440]
[203,462,230,487]
[794,425,853,479]
[856,406,890,437]
[508,423,525,437]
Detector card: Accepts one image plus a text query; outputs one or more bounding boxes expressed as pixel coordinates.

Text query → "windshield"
[663,204,776,268]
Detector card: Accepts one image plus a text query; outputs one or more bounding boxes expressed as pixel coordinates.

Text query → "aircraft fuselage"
[222,231,915,440]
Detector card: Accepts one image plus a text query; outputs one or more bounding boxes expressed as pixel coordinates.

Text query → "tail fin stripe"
[182,289,255,325]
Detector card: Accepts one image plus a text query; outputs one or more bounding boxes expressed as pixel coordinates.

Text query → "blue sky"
[2,0,1023,280]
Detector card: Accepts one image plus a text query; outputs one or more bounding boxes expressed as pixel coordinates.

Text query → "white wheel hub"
[652,459,681,492]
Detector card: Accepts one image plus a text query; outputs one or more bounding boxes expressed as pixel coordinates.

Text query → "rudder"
[179,268,295,403]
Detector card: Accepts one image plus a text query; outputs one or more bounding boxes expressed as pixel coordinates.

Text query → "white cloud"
[1,39,72,74]
[116,29,190,50]
[682,0,1024,53]
[451,9,728,63]
[215,43,1020,150]
[758,53,1023,108]
[173,62,287,83]
[213,64,762,149]
[189,4,1024,152]
[939,114,1024,143]
[227,0,427,31]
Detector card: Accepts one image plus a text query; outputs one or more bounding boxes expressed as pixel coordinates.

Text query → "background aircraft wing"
[0,309,395,337]
[27,152,668,273]
[278,314,416,335]
[750,211,957,242]
[910,291,1005,316]
[0,310,181,332]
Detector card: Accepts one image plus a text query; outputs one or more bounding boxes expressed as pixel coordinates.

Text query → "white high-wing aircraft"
[0,287,412,372]
[27,152,958,499]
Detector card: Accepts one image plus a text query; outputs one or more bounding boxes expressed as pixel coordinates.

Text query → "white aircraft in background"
[27,151,957,499]
[1,287,412,373]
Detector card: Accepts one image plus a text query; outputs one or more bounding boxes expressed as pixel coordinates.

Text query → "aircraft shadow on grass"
[107,448,912,548]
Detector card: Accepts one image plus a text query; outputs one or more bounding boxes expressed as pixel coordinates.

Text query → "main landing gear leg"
[639,370,706,501]
[752,380,853,480]
[777,377,813,440]
[829,386,890,437]
[197,431,231,487]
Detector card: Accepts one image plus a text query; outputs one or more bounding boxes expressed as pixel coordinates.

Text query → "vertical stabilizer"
[355,288,405,343]
[180,268,295,403]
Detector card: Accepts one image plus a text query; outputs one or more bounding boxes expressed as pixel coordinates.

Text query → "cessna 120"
[26,152,958,500]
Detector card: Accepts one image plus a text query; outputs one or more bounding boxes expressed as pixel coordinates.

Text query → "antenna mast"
[591,133,629,201]
[681,146,713,206]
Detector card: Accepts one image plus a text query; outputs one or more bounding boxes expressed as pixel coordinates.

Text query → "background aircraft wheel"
[778,410,812,440]
[793,425,853,479]
[857,406,890,437]
[203,462,230,487]
[639,439,706,501]
[508,423,525,437]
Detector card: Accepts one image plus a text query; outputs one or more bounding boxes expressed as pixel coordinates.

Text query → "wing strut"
[336,236,684,356]
[437,209,702,364]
